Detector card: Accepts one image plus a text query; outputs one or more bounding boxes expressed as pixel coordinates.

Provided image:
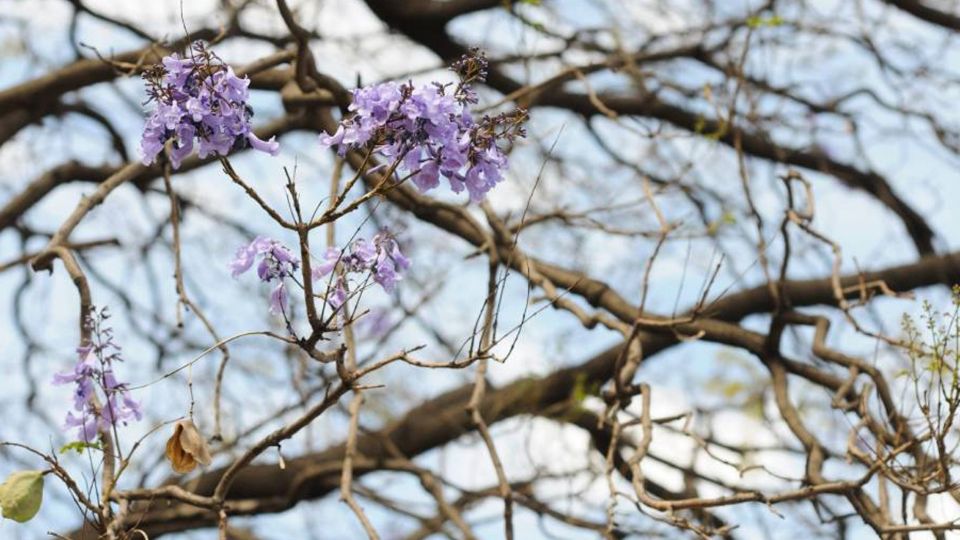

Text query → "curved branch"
[883,0,960,31]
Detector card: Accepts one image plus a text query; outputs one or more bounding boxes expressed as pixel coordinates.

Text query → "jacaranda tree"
[2,1,960,538]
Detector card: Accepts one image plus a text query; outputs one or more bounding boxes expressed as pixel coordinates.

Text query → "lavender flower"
[327,276,349,309]
[140,42,279,169]
[313,247,341,278]
[231,236,300,315]
[319,50,526,202]
[372,229,411,292]
[313,229,410,308]
[356,307,393,339]
[53,308,142,442]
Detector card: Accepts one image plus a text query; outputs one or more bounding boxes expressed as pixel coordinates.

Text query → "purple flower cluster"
[320,51,526,202]
[231,236,300,315]
[53,308,142,442]
[314,229,411,309]
[140,41,279,169]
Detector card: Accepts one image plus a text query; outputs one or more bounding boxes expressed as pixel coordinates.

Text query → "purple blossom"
[372,230,411,292]
[231,236,300,316]
[140,42,280,169]
[357,308,393,339]
[64,412,99,443]
[314,230,410,309]
[319,50,526,202]
[312,247,341,279]
[230,236,268,277]
[328,277,349,309]
[53,308,141,442]
[346,239,377,271]
[269,282,289,315]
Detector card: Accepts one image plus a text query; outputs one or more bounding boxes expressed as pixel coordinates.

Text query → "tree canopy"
[2,1,960,538]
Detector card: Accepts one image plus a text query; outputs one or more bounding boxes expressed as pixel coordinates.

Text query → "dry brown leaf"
[165,420,211,474]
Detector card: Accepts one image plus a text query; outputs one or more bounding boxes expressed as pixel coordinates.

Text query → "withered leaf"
[165,420,212,474]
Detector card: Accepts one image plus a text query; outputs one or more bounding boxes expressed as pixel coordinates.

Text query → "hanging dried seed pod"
[165,420,212,474]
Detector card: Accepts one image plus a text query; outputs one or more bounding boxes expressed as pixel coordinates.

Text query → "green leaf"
[705,119,728,141]
[572,374,588,403]
[570,373,600,404]
[707,211,738,236]
[0,470,44,523]
[59,440,102,455]
[747,15,785,28]
[720,381,746,398]
[693,116,707,134]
